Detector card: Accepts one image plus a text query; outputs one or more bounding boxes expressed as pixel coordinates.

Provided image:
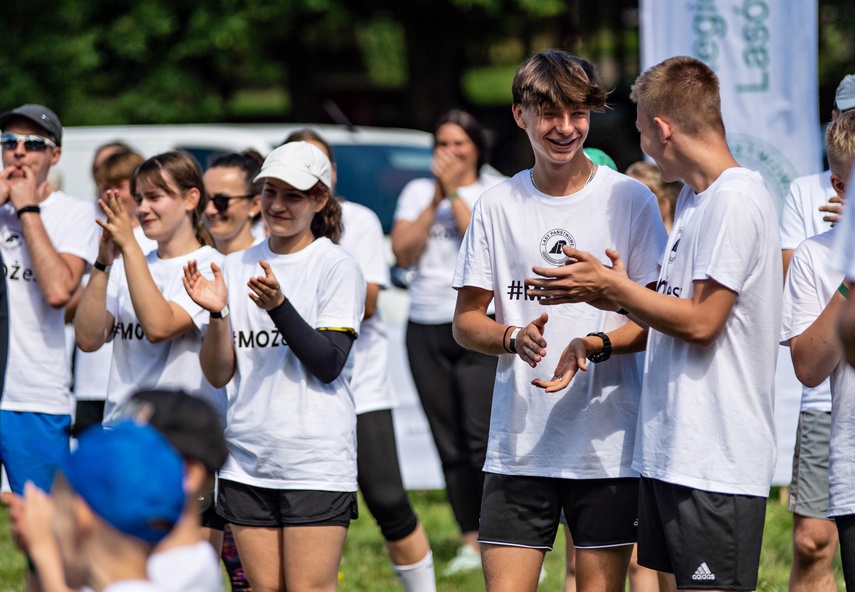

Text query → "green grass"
[0,490,845,591]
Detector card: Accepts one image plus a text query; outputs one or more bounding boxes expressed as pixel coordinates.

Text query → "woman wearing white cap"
[183,141,365,592]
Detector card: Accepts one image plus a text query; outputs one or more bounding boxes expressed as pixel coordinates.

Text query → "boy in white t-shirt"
[780,85,855,592]
[527,56,782,591]
[783,110,855,590]
[452,50,667,592]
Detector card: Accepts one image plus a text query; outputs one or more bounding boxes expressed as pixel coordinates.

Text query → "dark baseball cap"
[0,104,63,146]
[120,389,229,474]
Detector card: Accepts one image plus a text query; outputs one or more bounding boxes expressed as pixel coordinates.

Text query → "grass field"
[0,489,844,591]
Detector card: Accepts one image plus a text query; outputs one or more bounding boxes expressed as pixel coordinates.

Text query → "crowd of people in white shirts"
[2,51,855,592]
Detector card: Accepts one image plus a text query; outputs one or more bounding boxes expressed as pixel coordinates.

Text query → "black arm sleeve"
[266,299,355,384]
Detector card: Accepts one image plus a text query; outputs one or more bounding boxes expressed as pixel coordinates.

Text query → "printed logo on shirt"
[2,260,36,282]
[234,329,290,349]
[691,562,715,581]
[1,229,22,251]
[113,322,146,341]
[668,229,682,263]
[540,229,576,266]
[429,224,458,241]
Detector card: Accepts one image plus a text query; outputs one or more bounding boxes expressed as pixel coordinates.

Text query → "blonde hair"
[630,56,725,137]
[626,161,683,229]
[512,50,607,113]
[826,110,855,178]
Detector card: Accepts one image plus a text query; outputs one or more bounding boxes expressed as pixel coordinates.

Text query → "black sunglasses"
[0,132,57,152]
[210,193,254,213]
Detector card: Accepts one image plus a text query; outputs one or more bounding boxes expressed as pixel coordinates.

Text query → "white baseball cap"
[835,74,855,113]
[255,141,332,191]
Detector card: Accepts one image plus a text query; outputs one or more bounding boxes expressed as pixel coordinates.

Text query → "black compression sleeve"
[266,299,355,384]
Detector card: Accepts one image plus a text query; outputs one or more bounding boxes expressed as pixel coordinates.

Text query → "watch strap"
[210,304,230,319]
[586,331,612,363]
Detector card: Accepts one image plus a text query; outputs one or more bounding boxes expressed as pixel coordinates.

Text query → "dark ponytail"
[309,183,343,244]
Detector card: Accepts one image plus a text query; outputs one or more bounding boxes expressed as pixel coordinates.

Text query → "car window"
[333,145,433,233]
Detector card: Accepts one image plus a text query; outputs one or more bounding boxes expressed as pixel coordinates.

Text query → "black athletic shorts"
[637,477,766,591]
[217,479,358,528]
[478,472,639,549]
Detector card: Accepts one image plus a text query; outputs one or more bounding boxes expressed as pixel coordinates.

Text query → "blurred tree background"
[1,0,853,172]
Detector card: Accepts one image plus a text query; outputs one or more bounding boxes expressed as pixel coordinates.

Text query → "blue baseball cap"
[61,422,185,544]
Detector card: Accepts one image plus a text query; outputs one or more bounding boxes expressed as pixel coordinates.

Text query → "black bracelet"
[616,308,629,315]
[502,325,514,353]
[93,260,111,273]
[586,331,613,363]
[16,205,40,218]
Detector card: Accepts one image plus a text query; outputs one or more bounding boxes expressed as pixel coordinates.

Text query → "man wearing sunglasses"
[0,104,97,508]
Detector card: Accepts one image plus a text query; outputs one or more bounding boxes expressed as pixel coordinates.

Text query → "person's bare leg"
[282,525,347,592]
[463,530,480,552]
[387,523,431,565]
[574,545,633,592]
[563,525,577,592]
[202,526,224,555]
[788,514,839,592]
[482,543,544,592]
[231,525,284,592]
[627,544,664,592]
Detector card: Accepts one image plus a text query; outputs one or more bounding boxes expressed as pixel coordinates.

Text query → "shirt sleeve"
[452,197,493,291]
[315,256,366,334]
[781,241,823,343]
[626,191,668,287]
[55,199,99,265]
[779,180,808,250]
[393,178,435,223]
[342,206,390,288]
[692,189,765,295]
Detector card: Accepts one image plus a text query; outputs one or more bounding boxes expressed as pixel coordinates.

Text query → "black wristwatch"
[586,332,612,363]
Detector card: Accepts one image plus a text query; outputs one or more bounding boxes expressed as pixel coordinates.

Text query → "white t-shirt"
[74,225,157,402]
[634,168,782,497]
[148,540,222,592]
[781,229,839,412]
[0,191,98,414]
[779,228,854,516]
[339,200,396,414]
[779,170,835,411]
[103,245,226,424]
[780,170,835,250]
[453,168,667,478]
[833,164,855,278]
[218,238,365,491]
[394,175,504,324]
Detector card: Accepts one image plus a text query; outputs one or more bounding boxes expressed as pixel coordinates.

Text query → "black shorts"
[637,477,766,591]
[217,479,358,528]
[478,472,638,549]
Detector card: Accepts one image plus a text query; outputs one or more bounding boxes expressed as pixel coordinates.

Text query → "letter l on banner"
[639,0,822,212]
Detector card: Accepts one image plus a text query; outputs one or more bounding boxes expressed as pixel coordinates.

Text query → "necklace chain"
[530,159,595,193]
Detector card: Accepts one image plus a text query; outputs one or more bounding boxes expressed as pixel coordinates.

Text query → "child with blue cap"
[16,421,185,592]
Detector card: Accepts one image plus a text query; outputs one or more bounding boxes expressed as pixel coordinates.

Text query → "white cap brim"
[254,164,320,191]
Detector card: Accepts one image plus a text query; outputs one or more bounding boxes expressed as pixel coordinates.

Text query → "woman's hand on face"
[248,259,286,311]
[96,189,137,253]
[432,147,468,197]
[183,260,229,312]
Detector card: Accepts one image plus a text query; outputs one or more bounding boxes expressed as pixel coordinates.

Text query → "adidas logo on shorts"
[691,562,716,581]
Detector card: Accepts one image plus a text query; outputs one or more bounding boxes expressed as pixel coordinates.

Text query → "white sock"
[392,551,437,592]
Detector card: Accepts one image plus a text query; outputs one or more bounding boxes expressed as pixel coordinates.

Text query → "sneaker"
[442,545,482,576]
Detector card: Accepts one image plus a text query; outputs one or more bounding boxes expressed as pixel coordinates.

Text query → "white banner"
[639,0,821,486]
[639,0,822,210]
